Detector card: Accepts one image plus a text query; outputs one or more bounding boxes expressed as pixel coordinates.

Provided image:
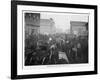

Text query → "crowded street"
[25,33,88,65]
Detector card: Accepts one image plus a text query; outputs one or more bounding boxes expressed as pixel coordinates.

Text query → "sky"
[40,12,89,32]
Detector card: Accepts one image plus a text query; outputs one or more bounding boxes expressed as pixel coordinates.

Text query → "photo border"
[11,1,97,79]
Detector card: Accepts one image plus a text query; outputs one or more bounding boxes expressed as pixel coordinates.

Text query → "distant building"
[70,21,88,37]
[25,13,56,38]
[40,18,56,34]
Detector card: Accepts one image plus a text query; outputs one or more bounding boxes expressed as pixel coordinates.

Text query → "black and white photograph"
[24,12,89,66]
[11,1,97,79]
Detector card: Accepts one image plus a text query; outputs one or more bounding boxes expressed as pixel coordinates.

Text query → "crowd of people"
[25,33,88,66]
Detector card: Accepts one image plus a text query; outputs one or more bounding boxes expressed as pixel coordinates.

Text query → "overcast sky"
[41,12,89,32]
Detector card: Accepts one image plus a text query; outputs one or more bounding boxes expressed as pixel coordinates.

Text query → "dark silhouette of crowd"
[25,33,88,66]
